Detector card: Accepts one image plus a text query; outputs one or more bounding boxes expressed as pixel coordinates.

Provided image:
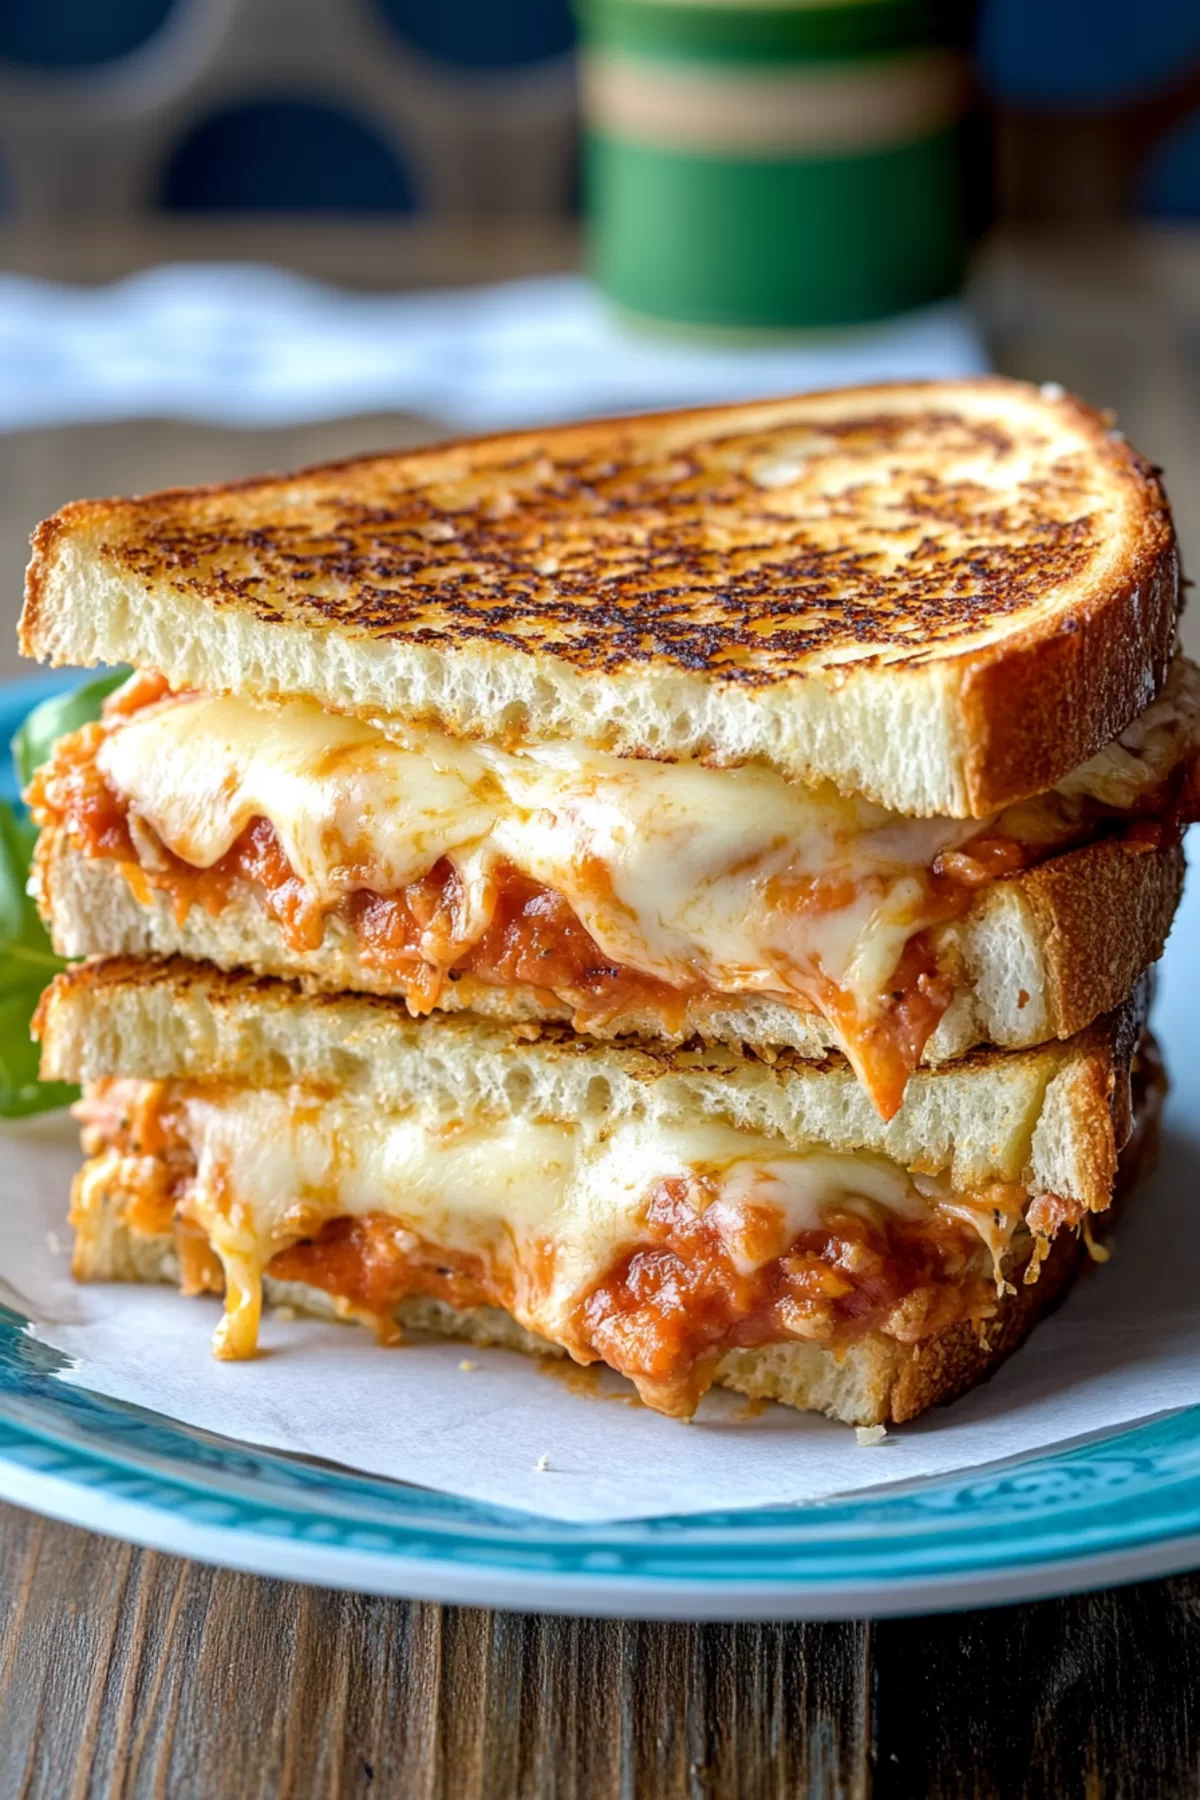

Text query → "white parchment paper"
[3,854,1197,1527]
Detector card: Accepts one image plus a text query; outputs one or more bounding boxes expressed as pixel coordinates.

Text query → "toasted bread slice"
[37,956,1147,1214]
[20,380,1178,818]
[42,962,1161,1428]
[34,825,1184,1068]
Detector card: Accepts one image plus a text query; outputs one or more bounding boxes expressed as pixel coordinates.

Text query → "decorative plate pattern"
[2,1312,1200,1616]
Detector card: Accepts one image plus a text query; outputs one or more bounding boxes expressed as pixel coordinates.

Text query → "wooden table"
[2,1501,1198,1796]
[0,224,1198,1797]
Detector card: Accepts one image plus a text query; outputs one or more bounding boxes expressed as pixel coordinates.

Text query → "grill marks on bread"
[97,408,1122,684]
[23,379,1179,813]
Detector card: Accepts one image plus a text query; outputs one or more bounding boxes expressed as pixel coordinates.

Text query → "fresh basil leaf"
[0,668,132,1119]
[0,805,33,949]
[0,988,74,1117]
[0,805,51,961]
[0,798,68,1116]
[12,666,129,791]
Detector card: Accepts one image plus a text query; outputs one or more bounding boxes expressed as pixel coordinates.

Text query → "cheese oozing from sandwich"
[95,688,973,1003]
[73,1078,1029,1417]
[35,660,1200,1119]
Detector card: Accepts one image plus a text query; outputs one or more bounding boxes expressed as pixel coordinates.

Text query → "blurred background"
[0,0,1196,234]
[0,0,1197,670]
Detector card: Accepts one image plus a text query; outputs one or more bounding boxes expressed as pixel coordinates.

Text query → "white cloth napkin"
[0,265,987,432]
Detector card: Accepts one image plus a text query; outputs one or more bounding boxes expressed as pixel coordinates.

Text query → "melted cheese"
[91,667,1197,1081]
[97,691,975,1012]
[170,1087,927,1359]
[1056,656,1200,808]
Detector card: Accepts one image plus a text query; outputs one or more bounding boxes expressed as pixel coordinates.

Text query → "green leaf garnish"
[0,668,131,1117]
[12,666,129,791]
[0,983,75,1117]
[0,799,73,1116]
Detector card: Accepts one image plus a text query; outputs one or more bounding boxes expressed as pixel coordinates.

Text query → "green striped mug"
[577,0,971,331]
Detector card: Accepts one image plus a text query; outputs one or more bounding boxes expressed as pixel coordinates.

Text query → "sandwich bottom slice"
[35,958,1162,1428]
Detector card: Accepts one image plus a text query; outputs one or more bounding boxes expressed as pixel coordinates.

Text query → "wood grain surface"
[2,1500,1198,1799]
[0,225,1199,1798]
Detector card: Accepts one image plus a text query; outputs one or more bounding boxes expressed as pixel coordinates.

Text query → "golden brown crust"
[33,951,298,1042]
[20,379,1179,812]
[24,380,1170,686]
[33,948,1145,1088]
[885,1229,1084,1421]
[1020,836,1184,1040]
[958,508,1179,813]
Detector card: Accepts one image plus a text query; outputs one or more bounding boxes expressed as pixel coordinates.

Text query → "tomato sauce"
[29,714,967,1109]
[33,671,1197,1120]
[269,1194,1006,1418]
[572,1175,1003,1415]
[348,864,695,1028]
[815,936,960,1122]
[75,1081,1024,1417]
[268,1216,519,1326]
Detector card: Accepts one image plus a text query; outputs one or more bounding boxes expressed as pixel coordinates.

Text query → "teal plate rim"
[3,675,1200,1617]
[4,1314,1200,1617]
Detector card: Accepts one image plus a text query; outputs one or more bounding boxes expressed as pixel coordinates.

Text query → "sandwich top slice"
[36,958,1157,1427]
[28,657,1197,1117]
[21,379,1178,820]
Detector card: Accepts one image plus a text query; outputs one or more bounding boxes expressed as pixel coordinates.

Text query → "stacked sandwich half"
[20,380,1196,1426]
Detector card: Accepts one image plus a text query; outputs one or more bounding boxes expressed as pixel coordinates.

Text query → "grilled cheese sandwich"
[18,377,1184,1427]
